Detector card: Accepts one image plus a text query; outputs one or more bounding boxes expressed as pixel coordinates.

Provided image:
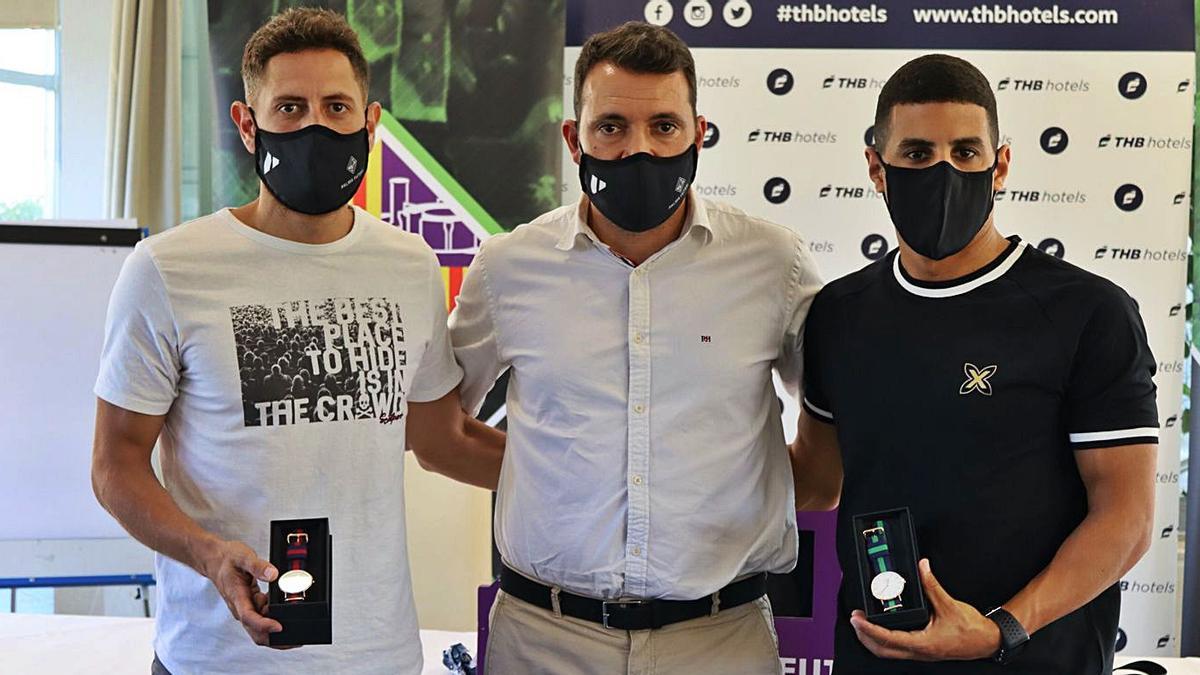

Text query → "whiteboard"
[0,221,140,541]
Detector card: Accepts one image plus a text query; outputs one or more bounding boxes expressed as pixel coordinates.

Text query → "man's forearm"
[93,456,224,578]
[1003,508,1151,635]
[789,413,842,511]
[414,417,505,490]
[790,441,841,511]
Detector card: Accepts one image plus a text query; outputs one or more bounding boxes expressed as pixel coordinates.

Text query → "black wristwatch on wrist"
[985,607,1030,664]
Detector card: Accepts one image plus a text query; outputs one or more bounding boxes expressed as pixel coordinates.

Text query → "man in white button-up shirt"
[450,22,823,675]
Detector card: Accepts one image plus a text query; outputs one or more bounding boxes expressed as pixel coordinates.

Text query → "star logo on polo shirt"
[960,363,998,396]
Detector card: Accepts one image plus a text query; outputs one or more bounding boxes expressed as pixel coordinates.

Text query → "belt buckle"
[287,532,309,545]
[861,526,884,539]
[601,599,649,629]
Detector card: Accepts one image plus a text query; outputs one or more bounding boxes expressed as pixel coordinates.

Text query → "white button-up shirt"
[449,192,823,600]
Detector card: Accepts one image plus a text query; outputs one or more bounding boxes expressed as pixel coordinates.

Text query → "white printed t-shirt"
[95,206,462,674]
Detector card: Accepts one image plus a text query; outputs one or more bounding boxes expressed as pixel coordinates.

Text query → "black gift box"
[267,517,332,646]
[852,507,929,630]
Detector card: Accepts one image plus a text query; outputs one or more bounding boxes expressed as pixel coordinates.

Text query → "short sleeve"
[407,253,464,403]
[775,236,823,398]
[1063,286,1159,449]
[94,243,181,415]
[448,240,507,416]
[800,287,835,425]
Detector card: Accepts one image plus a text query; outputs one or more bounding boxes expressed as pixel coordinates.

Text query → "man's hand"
[850,559,1000,662]
[200,540,288,647]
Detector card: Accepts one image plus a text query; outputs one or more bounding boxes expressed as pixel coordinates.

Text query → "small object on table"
[442,642,476,674]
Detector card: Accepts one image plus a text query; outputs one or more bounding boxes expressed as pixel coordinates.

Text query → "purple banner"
[567,0,1193,52]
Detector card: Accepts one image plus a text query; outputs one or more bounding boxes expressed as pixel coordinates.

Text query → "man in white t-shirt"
[90,9,502,674]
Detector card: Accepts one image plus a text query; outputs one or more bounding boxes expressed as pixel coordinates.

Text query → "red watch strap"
[286,529,309,571]
[282,529,310,602]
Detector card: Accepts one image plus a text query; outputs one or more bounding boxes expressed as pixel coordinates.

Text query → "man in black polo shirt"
[790,54,1158,673]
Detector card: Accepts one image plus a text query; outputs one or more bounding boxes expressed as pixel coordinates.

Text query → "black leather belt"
[499,565,767,630]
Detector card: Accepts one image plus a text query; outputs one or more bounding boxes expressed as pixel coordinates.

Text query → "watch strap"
[286,529,309,571]
[985,606,1029,664]
[863,520,903,611]
[283,529,310,602]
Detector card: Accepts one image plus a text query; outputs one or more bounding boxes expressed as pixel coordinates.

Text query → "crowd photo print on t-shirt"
[230,297,408,427]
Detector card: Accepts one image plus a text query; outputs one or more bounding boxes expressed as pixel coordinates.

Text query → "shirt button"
[632,475,643,486]
[632,547,642,557]
[633,333,644,344]
[634,404,645,414]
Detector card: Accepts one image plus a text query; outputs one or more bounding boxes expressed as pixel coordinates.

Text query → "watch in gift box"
[277,529,315,602]
[863,520,906,612]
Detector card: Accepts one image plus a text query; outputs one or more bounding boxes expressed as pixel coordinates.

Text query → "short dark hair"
[573,21,697,118]
[242,8,369,103]
[873,54,999,150]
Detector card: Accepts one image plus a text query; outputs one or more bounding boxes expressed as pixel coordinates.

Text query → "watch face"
[870,571,906,601]
[278,569,315,595]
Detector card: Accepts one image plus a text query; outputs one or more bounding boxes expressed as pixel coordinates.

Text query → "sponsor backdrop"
[565,0,1192,664]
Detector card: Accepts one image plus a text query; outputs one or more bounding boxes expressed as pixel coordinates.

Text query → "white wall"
[404,454,494,631]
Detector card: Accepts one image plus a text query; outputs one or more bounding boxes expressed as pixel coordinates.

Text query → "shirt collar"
[892,236,1027,299]
[554,189,714,252]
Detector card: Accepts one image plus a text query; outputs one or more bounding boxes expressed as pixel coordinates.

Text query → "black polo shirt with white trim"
[803,236,1158,674]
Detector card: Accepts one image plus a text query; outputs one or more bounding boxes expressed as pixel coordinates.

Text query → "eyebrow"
[592,111,687,124]
[897,136,986,149]
[269,93,357,105]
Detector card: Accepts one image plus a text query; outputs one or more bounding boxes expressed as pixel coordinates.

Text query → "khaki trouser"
[485,589,783,675]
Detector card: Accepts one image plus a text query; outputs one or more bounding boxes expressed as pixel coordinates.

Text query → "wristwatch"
[863,520,906,612]
[986,607,1029,664]
[277,529,314,602]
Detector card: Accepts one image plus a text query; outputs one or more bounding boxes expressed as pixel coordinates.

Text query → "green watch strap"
[864,520,903,612]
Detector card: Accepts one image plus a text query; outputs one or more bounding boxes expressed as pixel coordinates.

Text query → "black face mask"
[579,146,697,233]
[250,109,370,216]
[881,157,998,261]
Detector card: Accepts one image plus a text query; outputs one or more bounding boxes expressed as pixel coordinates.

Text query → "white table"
[0,613,475,674]
[1,613,1197,673]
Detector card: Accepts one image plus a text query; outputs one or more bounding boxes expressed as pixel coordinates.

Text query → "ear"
[562,118,583,166]
[694,114,707,153]
[231,101,257,154]
[866,146,886,195]
[366,101,383,149]
[993,144,1011,193]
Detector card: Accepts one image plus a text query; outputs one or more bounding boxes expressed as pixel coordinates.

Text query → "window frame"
[0,28,61,218]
